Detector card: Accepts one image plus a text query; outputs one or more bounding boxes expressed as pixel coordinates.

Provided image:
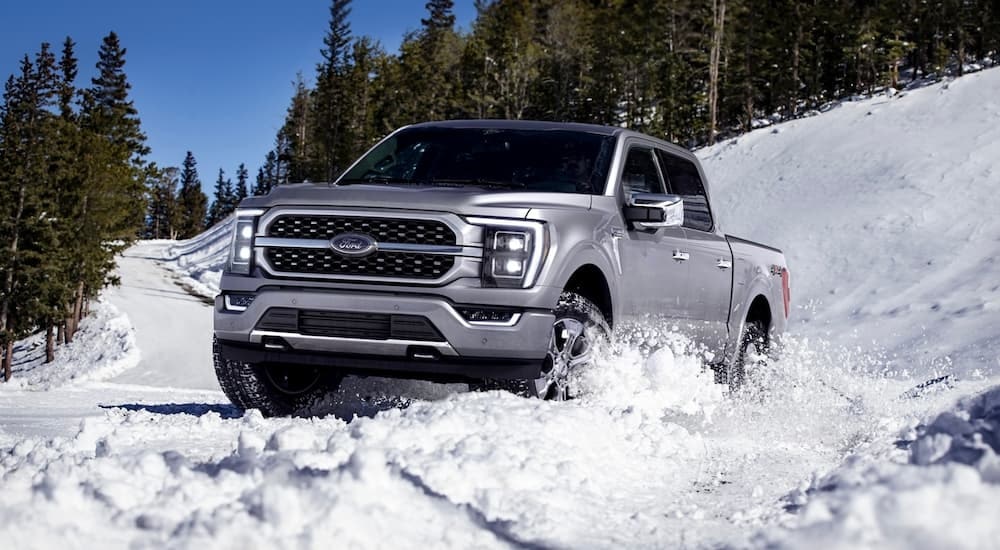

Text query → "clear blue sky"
[1,1,477,195]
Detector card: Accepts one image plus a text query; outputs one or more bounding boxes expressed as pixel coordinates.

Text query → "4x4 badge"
[330,232,378,258]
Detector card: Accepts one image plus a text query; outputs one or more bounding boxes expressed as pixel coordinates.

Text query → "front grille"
[267,215,456,246]
[256,308,444,342]
[265,248,454,279]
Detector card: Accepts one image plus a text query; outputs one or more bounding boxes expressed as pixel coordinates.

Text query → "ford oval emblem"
[330,232,378,258]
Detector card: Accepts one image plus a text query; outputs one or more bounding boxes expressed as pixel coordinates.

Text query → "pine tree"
[234,163,249,202]
[207,168,235,226]
[58,37,78,120]
[311,0,354,182]
[277,75,313,182]
[63,31,150,340]
[146,165,179,239]
[176,151,207,238]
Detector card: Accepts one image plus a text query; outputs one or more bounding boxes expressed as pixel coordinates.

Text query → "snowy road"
[108,246,218,391]
[2,69,1000,549]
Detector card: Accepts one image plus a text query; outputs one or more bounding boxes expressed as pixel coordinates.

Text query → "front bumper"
[213,288,554,381]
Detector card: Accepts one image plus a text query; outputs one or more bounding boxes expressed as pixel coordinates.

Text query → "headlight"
[227,209,265,275]
[467,217,548,288]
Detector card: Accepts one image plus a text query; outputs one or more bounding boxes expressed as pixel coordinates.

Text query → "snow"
[162,218,234,299]
[2,299,140,391]
[765,387,1000,550]
[2,67,1000,548]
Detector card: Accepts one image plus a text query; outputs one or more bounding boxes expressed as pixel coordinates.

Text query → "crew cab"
[213,120,790,416]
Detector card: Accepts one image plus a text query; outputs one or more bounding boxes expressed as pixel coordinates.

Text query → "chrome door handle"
[716,259,732,269]
[672,250,690,261]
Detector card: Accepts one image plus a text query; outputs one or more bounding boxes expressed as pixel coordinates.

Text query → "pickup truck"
[213,120,790,416]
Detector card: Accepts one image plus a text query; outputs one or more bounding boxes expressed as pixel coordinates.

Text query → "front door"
[657,149,733,359]
[616,145,692,324]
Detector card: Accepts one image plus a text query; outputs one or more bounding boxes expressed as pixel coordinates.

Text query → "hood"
[239,183,593,219]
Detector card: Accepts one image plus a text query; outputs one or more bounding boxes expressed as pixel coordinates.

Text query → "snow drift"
[766,387,1000,550]
[2,300,140,390]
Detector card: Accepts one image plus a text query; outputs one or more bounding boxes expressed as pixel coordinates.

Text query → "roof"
[406,119,623,136]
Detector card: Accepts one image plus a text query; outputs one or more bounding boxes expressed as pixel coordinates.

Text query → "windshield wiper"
[428,178,526,190]
[337,175,415,186]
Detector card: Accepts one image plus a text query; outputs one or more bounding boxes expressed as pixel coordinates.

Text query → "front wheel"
[213,338,343,417]
[494,292,609,400]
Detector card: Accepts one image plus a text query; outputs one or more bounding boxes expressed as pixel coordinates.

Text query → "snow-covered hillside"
[1,69,1000,549]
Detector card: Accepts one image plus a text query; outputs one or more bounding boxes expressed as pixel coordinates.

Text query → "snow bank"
[699,66,1000,380]
[765,386,1000,550]
[161,216,235,298]
[1,300,140,391]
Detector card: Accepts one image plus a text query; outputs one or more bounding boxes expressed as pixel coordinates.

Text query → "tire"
[484,292,610,400]
[719,320,767,391]
[213,337,343,417]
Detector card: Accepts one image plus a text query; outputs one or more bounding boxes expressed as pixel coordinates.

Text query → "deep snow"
[2,68,1000,549]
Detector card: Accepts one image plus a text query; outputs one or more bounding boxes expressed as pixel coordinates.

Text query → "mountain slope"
[701,69,1000,378]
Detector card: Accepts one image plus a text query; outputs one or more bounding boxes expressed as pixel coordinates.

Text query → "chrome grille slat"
[258,211,471,282]
[268,215,456,246]
[265,248,454,279]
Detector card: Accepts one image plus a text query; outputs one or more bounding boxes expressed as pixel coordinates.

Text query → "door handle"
[716,259,732,269]
[672,250,690,262]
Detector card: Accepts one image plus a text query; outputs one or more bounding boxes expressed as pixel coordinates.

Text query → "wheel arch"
[562,264,614,327]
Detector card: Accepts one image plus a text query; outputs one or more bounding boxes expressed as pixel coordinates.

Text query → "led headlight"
[468,218,548,288]
[227,209,265,275]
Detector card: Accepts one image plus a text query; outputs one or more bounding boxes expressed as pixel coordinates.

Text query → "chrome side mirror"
[625,192,684,229]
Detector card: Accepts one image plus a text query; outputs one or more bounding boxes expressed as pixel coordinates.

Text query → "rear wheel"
[718,320,767,391]
[213,338,342,417]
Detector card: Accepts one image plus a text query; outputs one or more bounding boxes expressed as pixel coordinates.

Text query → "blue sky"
[1,1,477,194]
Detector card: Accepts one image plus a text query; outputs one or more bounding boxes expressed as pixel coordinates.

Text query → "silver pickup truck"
[213,120,790,416]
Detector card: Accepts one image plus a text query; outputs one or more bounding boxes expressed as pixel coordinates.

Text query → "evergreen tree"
[146,165,179,239]
[67,31,150,340]
[234,163,249,202]
[311,0,354,182]
[58,37,78,120]
[277,75,313,182]
[176,151,207,238]
[207,168,236,226]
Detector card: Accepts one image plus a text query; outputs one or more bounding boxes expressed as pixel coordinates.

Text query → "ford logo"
[330,232,378,258]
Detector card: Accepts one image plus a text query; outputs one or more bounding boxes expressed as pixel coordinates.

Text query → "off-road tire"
[213,337,342,417]
[481,292,610,400]
[717,320,767,391]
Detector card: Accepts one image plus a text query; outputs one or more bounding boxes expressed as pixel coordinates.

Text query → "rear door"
[617,143,691,321]
[656,149,733,359]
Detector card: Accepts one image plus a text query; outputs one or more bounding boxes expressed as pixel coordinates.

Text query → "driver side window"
[621,147,665,195]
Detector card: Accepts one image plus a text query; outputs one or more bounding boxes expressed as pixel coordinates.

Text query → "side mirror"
[624,192,684,230]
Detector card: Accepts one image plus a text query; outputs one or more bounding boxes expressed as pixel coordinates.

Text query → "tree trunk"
[66,281,84,340]
[744,8,754,132]
[708,0,727,144]
[789,4,802,118]
[0,185,27,340]
[58,322,65,346]
[46,326,55,363]
[3,339,12,382]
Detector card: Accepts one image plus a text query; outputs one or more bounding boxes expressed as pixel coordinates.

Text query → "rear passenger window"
[657,151,714,232]
[621,148,665,195]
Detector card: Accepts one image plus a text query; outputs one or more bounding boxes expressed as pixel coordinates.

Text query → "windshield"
[338,127,615,195]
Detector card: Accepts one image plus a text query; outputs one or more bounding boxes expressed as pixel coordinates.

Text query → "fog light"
[456,307,521,325]
[224,293,256,312]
